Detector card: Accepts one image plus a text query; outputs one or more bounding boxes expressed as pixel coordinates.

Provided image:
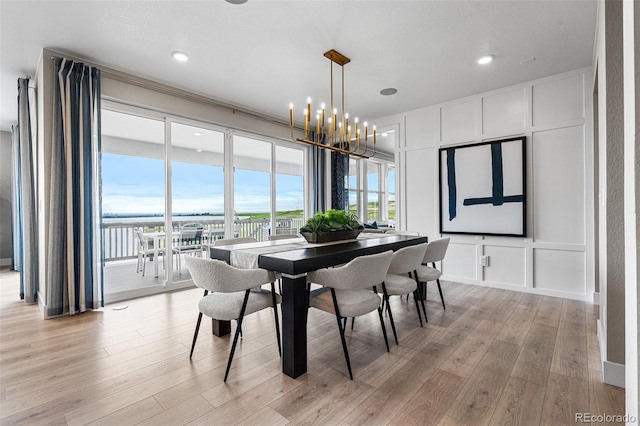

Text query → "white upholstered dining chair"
[382,243,428,344]
[185,256,282,382]
[307,250,393,380]
[416,237,450,310]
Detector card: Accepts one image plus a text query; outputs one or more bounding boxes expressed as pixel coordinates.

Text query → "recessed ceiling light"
[225,0,248,4]
[196,149,203,152]
[171,51,189,62]
[193,132,202,136]
[380,88,398,96]
[477,55,495,65]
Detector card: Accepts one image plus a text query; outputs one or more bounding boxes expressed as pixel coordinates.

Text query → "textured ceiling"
[1,0,597,154]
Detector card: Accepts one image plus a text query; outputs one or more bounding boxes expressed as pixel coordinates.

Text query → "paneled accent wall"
[386,68,594,301]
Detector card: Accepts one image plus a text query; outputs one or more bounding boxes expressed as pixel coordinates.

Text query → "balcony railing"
[101,217,305,262]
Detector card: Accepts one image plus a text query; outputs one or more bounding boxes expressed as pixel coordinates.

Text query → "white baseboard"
[593,291,600,305]
[603,360,626,388]
[597,318,626,388]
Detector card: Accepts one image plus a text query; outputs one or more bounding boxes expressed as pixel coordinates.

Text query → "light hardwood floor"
[0,269,624,425]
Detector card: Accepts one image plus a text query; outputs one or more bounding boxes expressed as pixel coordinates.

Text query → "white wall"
[377,68,594,302]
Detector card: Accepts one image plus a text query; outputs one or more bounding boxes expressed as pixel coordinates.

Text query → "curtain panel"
[47,57,103,316]
[330,147,349,211]
[12,78,39,302]
[311,144,326,214]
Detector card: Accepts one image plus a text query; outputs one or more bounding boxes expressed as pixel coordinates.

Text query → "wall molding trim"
[593,291,600,305]
[598,318,626,388]
[603,361,626,388]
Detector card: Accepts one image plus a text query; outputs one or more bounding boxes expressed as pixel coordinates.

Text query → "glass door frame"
[231,129,310,237]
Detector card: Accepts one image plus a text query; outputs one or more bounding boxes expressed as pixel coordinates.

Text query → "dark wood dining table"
[209,234,428,379]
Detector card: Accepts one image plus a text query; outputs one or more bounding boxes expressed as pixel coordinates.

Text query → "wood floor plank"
[510,323,558,387]
[137,395,214,426]
[587,368,626,425]
[495,299,540,346]
[235,406,290,426]
[550,318,589,382]
[86,396,164,426]
[540,372,590,425]
[533,296,563,328]
[445,339,521,425]
[339,342,454,425]
[192,374,301,425]
[489,376,546,425]
[392,369,466,426]
[439,319,502,378]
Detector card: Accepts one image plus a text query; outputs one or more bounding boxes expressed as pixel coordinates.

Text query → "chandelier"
[289,49,376,159]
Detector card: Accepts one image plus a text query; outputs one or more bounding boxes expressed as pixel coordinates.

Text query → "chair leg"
[412,290,424,327]
[271,282,282,357]
[330,288,353,380]
[377,303,391,353]
[224,289,251,382]
[351,317,355,330]
[380,283,398,345]
[142,255,147,276]
[413,270,428,322]
[436,279,446,309]
[190,312,203,359]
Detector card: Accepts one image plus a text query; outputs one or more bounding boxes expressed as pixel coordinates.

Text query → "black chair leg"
[224,290,250,382]
[412,290,424,327]
[271,283,282,357]
[189,312,203,359]
[377,305,390,353]
[381,283,398,345]
[330,288,353,380]
[436,279,446,309]
[351,317,355,330]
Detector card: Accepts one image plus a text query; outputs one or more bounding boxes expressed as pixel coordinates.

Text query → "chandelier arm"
[296,137,369,159]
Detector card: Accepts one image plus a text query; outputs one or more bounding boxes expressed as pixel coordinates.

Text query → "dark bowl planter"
[300,228,363,244]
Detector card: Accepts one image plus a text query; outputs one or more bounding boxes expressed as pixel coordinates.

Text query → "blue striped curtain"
[12,78,38,302]
[46,57,103,316]
[311,145,326,214]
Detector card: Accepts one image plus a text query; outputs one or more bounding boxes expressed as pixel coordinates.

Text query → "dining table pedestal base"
[211,319,231,337]
[281,274,308,378]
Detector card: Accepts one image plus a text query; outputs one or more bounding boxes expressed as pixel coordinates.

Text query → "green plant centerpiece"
[299,209,364,243]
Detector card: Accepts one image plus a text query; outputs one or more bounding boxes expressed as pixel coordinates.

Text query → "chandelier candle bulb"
[304,109,308,132]
[289,103,293,126]
[364,122,368,141]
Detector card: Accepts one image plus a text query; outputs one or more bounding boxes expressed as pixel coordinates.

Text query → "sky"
[101,153,304,216]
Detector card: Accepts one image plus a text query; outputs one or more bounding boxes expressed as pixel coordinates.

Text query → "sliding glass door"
[101,109,166,300]
[101,105,308,302]
[171,122,225,283]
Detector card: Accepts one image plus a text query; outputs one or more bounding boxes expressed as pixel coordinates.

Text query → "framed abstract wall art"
[439,136,526,237]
